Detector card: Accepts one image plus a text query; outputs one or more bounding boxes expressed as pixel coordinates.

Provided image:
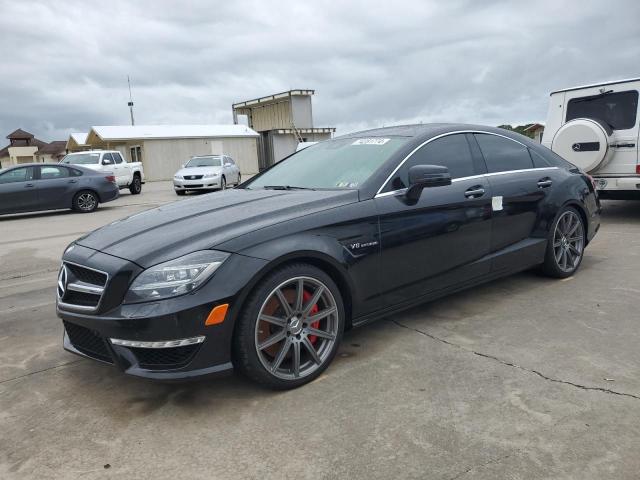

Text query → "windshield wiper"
[262,185,316,191]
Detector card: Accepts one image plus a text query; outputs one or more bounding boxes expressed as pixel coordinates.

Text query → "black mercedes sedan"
[0,163,119,215]
[56,124,600,389]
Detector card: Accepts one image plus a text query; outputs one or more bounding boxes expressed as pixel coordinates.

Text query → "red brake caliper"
[302,290,320,344]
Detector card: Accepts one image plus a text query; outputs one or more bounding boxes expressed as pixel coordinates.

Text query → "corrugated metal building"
[73,125,259,181]
[232,89,335,170]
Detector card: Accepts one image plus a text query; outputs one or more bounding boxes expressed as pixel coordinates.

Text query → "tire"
[233,263,345,389]
[129,174,142,195]
[72,190,99,213]
[220,176,226,191]
[236,173,241,186]
[176,190,186,196]
[541,206,586,278]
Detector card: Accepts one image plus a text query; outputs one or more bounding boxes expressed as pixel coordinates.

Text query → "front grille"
[66,264,107,286]
[58,262,108,312]
[64,321,113,363]
[130,344,200,370]
[185,184,204,188]
[184,175,203,180]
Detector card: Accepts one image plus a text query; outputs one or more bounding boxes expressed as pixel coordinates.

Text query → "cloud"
[0,0,638,141]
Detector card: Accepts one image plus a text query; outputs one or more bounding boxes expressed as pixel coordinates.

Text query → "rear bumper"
[99,184,120,203]
[593,176,640,191]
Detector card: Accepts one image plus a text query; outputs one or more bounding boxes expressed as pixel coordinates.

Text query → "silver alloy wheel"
[553,210,584,273]
[77,193,97,211]
[254,276,339,380]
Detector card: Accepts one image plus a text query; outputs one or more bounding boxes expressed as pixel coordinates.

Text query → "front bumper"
[173,178,221,190]
[56,245,268,380]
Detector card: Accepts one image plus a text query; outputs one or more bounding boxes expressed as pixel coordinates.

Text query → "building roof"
[70,132,88,145]
[6,128,34,140]
[550,77,640,95]
[36,141,67,155]
[233,89,315,109]
[523,123,545,132]
[88,124,259,142]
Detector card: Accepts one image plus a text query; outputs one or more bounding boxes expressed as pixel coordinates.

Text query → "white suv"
[543,78,639,198]
[61,150,145,195]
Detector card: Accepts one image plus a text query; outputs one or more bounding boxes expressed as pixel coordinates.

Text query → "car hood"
[176,166,222,176]
[75,188,359,267]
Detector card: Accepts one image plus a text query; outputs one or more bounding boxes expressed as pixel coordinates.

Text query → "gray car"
[173,155,241,195]
[0,163,119,215]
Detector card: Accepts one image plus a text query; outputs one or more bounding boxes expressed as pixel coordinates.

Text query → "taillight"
[105,175,116,183]
[586,174,596,190]
[636,165,640,175]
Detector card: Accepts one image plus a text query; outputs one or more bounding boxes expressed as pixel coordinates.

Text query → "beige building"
[524,123,545,143]
[68,125,260,181]
[0,129,66,168]
[233,89,335,170]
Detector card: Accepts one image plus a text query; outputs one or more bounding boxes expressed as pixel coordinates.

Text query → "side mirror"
[102,159,112,165]
[406,165,452,201]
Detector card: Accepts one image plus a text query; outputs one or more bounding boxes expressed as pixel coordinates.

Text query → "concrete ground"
[1,181,639,479]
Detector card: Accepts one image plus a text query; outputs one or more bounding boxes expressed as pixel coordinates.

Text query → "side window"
[0,167,35,184]
[385,134,476,191]
[227,157,235,165]
[475,134,533,173]
[112,152,124,164]
[70,168,83,177]
[566,90,638,130]
[102,153,114,164]
[40,166,69,179]
[529,149,551,168]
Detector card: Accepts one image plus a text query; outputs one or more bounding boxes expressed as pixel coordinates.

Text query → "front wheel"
[541,206,585,278]
[220,176,226,190]
[175,190,186,196]
[129,175,142,194]
[233,263,344,389]
[72,191,99,213]
[236,173,241,186]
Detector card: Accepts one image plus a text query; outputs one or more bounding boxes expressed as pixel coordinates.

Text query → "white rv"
[543,78,639,198]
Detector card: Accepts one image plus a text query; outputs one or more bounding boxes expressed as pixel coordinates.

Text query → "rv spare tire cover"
[551,118,612,172]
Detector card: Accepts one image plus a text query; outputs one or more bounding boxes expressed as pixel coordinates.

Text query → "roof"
[70,132,88,145]
[36,141,67,155]
[0,136,47,158]
[233,89,315,109]
[550,77,640,95]
[6,128,34,140]
[88,124,259,142]
[523,123,545,132]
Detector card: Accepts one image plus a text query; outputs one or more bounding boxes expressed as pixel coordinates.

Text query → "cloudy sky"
[1,0,638,142]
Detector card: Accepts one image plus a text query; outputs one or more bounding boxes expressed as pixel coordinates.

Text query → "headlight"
[124,250,229,303]
[174,175,183,180]
[203,172,219,178]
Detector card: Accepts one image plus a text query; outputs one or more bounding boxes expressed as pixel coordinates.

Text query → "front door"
[0,166,37,214]
[375,133,493,307]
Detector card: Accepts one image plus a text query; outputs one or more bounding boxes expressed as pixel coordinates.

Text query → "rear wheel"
[72,190,99,213]
[233,263,344,389]
[541,206,585,278]
[129,174,142,194]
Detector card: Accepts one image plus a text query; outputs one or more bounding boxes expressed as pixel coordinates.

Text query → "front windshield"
[61,153,100,165]
[248,136,410,190]
[186,156,222,167]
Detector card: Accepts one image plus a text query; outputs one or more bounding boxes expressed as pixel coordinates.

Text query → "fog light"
[110,336,205,349]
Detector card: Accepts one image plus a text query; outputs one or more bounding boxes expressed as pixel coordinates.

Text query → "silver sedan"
[173,155,241,195]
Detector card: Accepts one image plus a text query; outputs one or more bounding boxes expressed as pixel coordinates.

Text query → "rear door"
[111,152,127,185]
[375,133,493,307]
[472,133,559,270]
[0,166,37,214]
[36,165,77,209]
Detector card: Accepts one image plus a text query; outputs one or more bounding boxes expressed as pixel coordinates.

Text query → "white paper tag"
[492,196,503,211]
[352,138,390,145]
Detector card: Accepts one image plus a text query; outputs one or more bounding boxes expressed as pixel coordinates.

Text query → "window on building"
[474,134,533,173]
[566,90,639,130]
[130,146,142,163]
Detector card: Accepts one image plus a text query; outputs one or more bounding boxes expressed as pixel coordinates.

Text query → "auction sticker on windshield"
[352,138,390,145]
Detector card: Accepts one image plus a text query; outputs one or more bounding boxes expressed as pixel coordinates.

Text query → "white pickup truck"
[61,150,144,194]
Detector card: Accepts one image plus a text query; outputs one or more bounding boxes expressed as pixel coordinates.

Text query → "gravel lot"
[1,181,639,479]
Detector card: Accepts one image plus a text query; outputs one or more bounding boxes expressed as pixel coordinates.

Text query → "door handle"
[537,178,553,188]
[464,186,485,198]
[68,179,78,183]
[24,183,35,188]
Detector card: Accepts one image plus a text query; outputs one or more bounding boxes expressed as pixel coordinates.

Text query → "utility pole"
[127,75,135,126]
